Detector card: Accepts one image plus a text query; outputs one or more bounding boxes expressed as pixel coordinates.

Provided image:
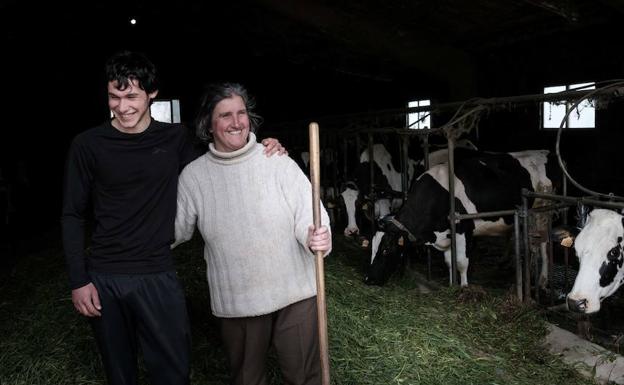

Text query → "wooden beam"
[521,0,579,22]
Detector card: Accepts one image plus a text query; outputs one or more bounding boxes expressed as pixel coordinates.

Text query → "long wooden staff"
[309,122,331,385]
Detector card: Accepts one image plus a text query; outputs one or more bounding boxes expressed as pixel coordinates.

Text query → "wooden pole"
[309,122,331,385]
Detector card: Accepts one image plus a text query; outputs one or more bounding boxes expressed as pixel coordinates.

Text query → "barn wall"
[473,23,624,196]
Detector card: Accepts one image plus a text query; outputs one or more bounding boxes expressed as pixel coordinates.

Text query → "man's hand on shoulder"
[71,283,102,317]
[261,138,287,157]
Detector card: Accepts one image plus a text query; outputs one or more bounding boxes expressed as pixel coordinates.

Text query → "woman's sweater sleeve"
[280,158,332,256]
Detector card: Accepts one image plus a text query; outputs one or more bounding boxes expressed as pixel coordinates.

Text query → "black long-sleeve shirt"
[61,120,200,289]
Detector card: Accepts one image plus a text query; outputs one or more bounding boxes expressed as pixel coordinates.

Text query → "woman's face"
[211,95,250,152]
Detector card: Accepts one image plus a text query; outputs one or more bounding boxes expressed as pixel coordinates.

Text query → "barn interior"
[1,0,623,232]
[1,0,623,229]
[2,1,624,383]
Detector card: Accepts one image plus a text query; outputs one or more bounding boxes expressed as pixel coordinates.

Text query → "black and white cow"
[341,140,478,238]
[555,209,624,314]
[365,149,559,286]
[340,143,418,238]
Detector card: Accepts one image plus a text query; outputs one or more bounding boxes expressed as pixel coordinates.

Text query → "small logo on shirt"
[152,147,168,154]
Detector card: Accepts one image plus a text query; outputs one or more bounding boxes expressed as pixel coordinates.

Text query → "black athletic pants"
[89,271,191,385]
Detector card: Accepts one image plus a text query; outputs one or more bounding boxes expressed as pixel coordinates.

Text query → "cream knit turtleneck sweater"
[174,132,331,317]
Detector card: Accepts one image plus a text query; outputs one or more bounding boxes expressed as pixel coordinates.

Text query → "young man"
[61,51,284,385]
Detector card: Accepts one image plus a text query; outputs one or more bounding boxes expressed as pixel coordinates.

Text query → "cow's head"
[364,217,407,285]
[557,209,624,314]
[340,182,382,248]
[340,183,361,236]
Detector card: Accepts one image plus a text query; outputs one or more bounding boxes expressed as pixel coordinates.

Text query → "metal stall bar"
[341,137,348,183]
[455,209,520,296]
[522,195,531,301]
[528,202,573,306]
[400,133,409,202]
[367,132,376,235]
[457,203,568,302]
[447,137,458,285]
[455,210,518,220]
[524,191,624,209]
[514,212,523,301]
[562,176,570,293]
[421,134,433,280]
[277,86,624,130]
[521,189,624,303]
[331,132,339,205]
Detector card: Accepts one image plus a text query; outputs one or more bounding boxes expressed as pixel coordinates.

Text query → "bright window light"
[543,83,595,129]
[151,101,173,123]
[171,100,181,123]
[407,99,431,129]
[109,99,181,123]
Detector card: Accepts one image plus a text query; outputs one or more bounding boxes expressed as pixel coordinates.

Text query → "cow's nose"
[567,296,588,313]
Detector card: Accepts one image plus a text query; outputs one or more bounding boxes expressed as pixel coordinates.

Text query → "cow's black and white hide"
[365,149,559,287]
[340,143,418,239]
[553,208,624,314]
[423,139,479,168]
[341,141,479,239]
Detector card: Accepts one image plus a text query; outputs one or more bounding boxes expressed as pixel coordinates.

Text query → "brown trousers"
[219,296,320,385]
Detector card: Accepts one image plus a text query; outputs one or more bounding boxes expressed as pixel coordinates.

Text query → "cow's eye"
[608,246,620,261]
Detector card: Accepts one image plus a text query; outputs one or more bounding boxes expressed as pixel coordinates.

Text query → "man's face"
[108,79,157,133]
[211,95,250,152]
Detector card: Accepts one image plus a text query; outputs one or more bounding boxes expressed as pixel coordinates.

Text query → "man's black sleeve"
[61,137,93,290]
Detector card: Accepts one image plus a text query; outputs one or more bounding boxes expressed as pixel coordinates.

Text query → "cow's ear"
[341,181,358,192]
[377,215,395,232]
[576,204,592,228]
[551,225,580,248]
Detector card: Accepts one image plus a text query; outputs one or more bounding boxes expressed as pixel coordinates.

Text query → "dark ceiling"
[1,0,623,221]
[1,0,622,132]
[2,0,621,94]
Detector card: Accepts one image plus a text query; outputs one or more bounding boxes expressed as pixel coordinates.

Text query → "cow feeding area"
[0,230,600,385]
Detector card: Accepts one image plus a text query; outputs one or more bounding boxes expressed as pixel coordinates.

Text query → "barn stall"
[2,0,624,384]
[232,79,624,381]
[266,79,624,347]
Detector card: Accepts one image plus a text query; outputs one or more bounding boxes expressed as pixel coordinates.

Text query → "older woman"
[173,83,331,385]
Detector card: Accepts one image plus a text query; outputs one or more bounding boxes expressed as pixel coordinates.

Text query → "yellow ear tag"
[362,203,369,210]
[560,236,574,248]
[362,239,370,248]
[398,236,404,246]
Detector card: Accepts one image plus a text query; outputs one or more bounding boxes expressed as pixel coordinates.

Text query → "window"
[543,83,595,129]
[407,99,431,129]
[151,99,181,123]
[109,99,181,123]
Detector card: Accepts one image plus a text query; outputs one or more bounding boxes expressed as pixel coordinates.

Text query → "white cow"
[560,209,624,314]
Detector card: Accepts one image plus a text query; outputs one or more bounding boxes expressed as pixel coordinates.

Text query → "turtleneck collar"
[207,132,258,163]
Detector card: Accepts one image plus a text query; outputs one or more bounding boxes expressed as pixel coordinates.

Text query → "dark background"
[1,0,623,240]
